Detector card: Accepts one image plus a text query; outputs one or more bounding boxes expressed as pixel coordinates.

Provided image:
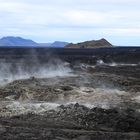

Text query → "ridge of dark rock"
[65,38,113,48]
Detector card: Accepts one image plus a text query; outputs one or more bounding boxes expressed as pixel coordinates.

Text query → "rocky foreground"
[0,62,140,140]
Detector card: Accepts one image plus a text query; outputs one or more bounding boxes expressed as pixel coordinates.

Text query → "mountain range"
[0,36,113,48]
[38,41,69,47]
[0,36,69,47]
[0,36,38,47]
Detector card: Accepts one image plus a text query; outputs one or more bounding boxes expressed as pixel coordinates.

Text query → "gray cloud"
[0,0,140,45]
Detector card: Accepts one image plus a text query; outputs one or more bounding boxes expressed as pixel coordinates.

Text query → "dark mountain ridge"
[65,38,113,48]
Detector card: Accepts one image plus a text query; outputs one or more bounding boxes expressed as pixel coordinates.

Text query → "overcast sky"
[0,0,140,45]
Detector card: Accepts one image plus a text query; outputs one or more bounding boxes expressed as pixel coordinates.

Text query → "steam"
[50,87,129,109]
[73,59,140,70]
[108,62,138,67]
[0,86,130,116]
[0,101,60,116]
[96,59,105,65]
[96,59,139,67]
[132,95,140,103]
[0,53,139,117]
[0,59,73,85]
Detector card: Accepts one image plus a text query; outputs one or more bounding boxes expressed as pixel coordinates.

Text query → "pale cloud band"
[0,0,140,45]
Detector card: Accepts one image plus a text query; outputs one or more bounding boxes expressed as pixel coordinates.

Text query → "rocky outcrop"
[65,38,113,48]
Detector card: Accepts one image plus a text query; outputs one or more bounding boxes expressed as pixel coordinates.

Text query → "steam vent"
[0,47,140,139]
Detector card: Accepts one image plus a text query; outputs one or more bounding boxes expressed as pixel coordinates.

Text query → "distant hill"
[0,36,69,47]
[50,41,69,47]
[65,38,113,48]
[0,36,38,46]
[37,43,52,47]
[39,41,68,47]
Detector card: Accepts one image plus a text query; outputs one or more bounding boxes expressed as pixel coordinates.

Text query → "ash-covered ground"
[0,48,140,140]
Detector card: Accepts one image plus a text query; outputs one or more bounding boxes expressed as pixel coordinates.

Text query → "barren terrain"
[0,48,140,140]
